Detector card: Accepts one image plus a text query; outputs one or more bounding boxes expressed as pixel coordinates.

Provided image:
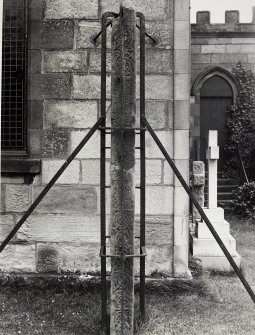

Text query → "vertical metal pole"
[138,12,146,320]
[100,12,107,334]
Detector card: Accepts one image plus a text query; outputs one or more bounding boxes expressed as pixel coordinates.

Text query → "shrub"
[232,182,255,219]
[224,63,255,180]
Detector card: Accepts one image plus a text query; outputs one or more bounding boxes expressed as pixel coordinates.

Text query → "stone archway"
[190,67,239,168]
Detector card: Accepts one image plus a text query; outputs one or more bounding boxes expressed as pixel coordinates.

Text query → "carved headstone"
[110,7,136,335]
[192,161,205,222]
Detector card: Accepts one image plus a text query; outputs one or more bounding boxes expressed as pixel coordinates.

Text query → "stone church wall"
[190,9,255,161]
[1,0,190,277]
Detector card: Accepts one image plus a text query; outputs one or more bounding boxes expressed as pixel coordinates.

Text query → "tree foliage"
[224,63,255,180]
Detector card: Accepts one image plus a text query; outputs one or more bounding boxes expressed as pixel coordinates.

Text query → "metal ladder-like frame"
[0,9,255,335]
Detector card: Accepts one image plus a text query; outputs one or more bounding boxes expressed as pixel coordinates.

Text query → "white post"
[207,130,219,209]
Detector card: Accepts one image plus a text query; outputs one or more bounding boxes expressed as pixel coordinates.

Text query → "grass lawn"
[0,215,255,335]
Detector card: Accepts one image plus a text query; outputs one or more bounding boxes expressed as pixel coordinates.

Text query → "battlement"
[192,8,255,34]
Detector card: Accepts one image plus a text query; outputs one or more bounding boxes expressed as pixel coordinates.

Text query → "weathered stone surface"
[174,187,189,217]
[174,130,189,159]
[201,45,225,54]
[196,11,210,24]
[225,10,239,24]
[143,186,173,215]
[36,243,59,273]
[58,243,101,272]
[72,75,111,99]
[193,161,204,174]
[44,100,98,128]
[43,20,74,50]
[174,74,189,100]
[210,53,248,64]
[0,244,36,272]
[5,185,30,212]
[174,216,189,246]
[145,22,173,49]
[174,0,190,21]
[28,50,42,74]
[28,101,43,129]
[136,75,173,100]
[174,100,189,130]
[101,0,170,20]
[191,54,211,64]
[174,49,189,74]
[0,215,15,241]
[45,0,98,19]
[42,159,80,184]
[70,130,102,158]
[196,220,230,239]
[28,20,43,49]
[137,101,161,127]
[42,74,71,99]
[29,0,44,20]
[198,254,241,271]
[163,160,174,185]
[136,100,167,130]
[144,245,172,276]
[42,129,69,158]
[193,174,205,186]
[28,129,41,155]
[33,185,97,213]
[28,74,42,100]
[145,130,173,158]
[135,159,162,185]
[191,45,201,54]
[43,51,88,73]
[77,21,104,49]
[174,21,189,50]
[1,185,5,212]
[191,234,237,257]
[17,215,102,243]
[81,159,110,185]
[89,50,112,73]
[137,50,173,74]
[173,245,189,277]
[173,159,189,187]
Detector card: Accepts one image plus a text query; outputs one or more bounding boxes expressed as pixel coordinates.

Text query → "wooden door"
[200,76,233,170]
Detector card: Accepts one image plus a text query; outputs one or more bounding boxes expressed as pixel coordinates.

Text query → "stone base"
[190,233,237,257]
[190,206,242,272]
[198,253,241,271]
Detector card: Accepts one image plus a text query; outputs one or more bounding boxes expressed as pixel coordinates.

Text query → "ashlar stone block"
[33,185,97,214]
[43,51,88,73]
[5,185,30,212]
[45,0,98,19]
[44,100,98,129]
[72,75,111,99]
[0,244,36,272]
[42,159,80,184]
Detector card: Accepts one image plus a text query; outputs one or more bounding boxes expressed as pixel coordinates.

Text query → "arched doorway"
[191,67,239,170]
[200,75,233,169]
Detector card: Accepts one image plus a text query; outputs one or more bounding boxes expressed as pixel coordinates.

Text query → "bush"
[224,63,255,180]
[232,182,255,218]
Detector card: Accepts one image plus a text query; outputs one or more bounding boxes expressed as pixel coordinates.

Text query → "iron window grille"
[1,0,28,153]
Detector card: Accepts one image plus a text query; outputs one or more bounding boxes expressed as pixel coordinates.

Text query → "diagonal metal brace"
[0,117,105,254]
[142,116,255,305]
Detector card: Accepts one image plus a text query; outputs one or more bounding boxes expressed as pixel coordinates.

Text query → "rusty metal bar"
[0,116,105,254]
[143,116,255,305]
[137,11,146,320]
[136,23,157,45]
[100,11,111,335]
